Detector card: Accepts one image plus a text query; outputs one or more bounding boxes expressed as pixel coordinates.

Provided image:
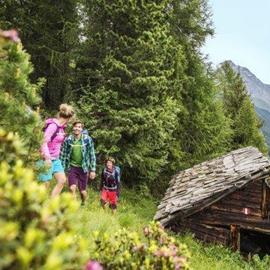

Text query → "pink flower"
[143,227,150,236]
[85,260,103,270]
[0,29,20,42]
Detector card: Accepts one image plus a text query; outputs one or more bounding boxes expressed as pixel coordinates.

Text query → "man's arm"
[88,137,96,179]
[60,138,68,171]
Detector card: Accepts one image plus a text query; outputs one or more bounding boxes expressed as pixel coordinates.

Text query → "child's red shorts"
[101,189,118,208]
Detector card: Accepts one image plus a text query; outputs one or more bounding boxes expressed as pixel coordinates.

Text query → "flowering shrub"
[91,221,190,270]
[0,30,87,270]
[0,131,87,270]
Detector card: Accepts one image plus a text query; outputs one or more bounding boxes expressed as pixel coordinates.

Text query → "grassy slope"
[76,188,267,270]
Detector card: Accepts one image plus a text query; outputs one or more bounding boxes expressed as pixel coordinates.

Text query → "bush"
[0,29,43,164]
[0,32,88,269]
[0,131,87,270]
[91,221,190,270]
[0,129,25,164]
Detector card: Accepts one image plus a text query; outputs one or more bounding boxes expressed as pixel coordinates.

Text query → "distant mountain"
[227,61,270,148]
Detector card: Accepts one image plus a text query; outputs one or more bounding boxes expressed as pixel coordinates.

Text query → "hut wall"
[172,221,231,246]
[186,179,270,232]
[170,179,270,249]
[210,179,263,217]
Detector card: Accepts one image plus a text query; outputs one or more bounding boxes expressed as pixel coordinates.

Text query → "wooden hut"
[155,147,270,253]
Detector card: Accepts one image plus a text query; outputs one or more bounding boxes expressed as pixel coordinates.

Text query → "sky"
[202,0,270,84]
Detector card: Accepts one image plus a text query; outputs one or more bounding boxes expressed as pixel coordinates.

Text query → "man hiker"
[60,120,96,204]
[100,157,120,213]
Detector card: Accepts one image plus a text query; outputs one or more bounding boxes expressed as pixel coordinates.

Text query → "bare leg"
[51,172,66,197]
[44,181,50,189]
[80,190,87,205]
[110,204,117,214]
[70,184,77,199]
[100,199,106,209]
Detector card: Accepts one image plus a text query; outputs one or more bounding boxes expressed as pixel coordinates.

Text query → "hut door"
[261,179,270,219]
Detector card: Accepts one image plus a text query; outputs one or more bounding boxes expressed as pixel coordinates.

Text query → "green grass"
[75,188,157,250]
[75,187,269,269]
[179,234,250,270]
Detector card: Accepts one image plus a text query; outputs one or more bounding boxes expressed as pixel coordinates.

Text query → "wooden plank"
[175,222,230,245]
[210,205,261,217]
[192,227,229,241]
[198,209,266,222]
[244,182,262,193]
[194,231,228,245]
[261,179,270,219]
[181,221,230,237]
[242,185,262,194]
[213,198,261,211]
[230,225,240,251]
[191,210,270,232]
[221,192,262,204]
[226,193,261,204]
[213,199,261,211]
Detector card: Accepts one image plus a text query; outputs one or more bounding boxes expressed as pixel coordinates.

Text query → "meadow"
[76,187,270,269]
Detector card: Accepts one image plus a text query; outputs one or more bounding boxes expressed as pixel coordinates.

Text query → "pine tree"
[0,0,79,110]
[167,0,231,168]
[217,61,268,154]
[176,53,232,167]
[76,0,182,185]
[170,0,213,48]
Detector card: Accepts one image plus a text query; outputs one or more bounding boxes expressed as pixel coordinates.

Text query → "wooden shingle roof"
[155,147,270,226]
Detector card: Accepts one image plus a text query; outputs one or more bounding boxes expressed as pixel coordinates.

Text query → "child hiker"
[38,104,74,197]
[60,120,96,205]
[100,157,120,213]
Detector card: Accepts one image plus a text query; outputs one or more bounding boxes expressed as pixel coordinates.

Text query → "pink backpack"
[42,118,62,142]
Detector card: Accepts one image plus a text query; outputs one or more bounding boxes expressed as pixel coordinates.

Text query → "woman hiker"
[37,103,74,197]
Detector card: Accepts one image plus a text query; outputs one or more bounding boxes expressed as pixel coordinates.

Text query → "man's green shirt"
[60,134,96,173]
[70,138,83,167]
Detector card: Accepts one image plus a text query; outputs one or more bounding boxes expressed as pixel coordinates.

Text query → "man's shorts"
[101,189,118,208]
[37,159,64,182]
[67,166,88,191]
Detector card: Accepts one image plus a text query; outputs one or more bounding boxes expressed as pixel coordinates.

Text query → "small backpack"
[115,165,121,183]
[115,166,121,197]
[103,166,121,189]
[42,118,61,142]
[81,129,89,136]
